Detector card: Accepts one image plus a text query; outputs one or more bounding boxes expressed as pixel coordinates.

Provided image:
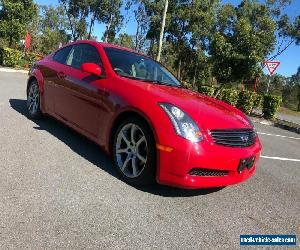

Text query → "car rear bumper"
[156,137,262,189]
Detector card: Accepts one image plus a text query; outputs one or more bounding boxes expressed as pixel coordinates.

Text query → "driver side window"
[66,44,103,69]
[133,61,150,79]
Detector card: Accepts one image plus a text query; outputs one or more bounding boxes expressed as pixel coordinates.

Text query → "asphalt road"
[0,71,299,249]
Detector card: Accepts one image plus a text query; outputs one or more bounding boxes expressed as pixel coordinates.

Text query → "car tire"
[113,117,156,186]
[27,80,42,119]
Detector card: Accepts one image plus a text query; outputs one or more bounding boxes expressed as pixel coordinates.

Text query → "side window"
[66,44,102,69]
[53,46,72,64]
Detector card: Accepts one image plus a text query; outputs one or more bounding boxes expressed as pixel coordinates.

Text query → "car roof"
[66,40,146,56]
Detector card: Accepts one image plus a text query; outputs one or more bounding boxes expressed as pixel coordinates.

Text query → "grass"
[278,107,300,117]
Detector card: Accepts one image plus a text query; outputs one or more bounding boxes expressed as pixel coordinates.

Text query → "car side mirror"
[81,63,102,77]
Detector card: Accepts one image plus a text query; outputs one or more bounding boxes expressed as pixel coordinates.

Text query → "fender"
[28,68,44,94]
[104,106,160,154]
[27,68,45,113]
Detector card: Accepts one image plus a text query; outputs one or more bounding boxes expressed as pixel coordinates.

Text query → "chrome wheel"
[27,82,39,115]
[115,123,148,178]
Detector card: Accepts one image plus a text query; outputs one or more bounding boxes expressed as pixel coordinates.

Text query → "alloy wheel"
[27,82,39,115]
[115,123,148,178]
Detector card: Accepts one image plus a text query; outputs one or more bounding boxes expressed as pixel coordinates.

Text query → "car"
[26,40,262,189]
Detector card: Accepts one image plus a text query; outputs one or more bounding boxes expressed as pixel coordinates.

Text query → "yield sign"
[265,61,280,76]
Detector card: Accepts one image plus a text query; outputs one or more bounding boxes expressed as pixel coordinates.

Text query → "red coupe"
[27,40,262,189]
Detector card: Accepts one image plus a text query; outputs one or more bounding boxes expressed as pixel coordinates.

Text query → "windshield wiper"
[139,79,182,88]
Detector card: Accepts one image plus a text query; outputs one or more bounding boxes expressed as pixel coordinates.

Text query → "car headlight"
[246,116,258,136]
[246,116,255,128]
[159,103,203,143]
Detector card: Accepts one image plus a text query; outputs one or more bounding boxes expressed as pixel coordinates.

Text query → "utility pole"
[156,0,168,62]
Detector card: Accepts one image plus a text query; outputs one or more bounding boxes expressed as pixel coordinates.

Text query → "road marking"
[261,155,300,162]
[257,132,300,140]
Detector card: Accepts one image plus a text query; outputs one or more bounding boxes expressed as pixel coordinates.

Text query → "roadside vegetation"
[0,0,299,117]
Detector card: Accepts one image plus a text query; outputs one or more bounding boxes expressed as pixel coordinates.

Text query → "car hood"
[125,79,252,130]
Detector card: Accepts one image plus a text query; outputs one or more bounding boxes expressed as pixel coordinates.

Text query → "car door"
[42,45,73,114]
[53,43,107,139]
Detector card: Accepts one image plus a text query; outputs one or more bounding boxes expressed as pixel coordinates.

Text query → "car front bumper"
[156,136,262,189]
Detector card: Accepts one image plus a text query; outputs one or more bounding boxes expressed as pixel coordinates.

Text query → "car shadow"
[9,99,224,197]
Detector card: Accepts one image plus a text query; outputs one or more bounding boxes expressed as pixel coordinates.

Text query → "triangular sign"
[265,61,280,76]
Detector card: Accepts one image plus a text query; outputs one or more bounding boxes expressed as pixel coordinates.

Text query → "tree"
[0,0,38,48]
[134,2,148,52]
[101,0,123,42]
[289,67,300,111]
[35,5,70,54]
[143,0,166,58]
[156,0,168,62]
[114,33,134,48]
[186,0,219,87]
[210,0,277,85]
[59,0,91,41]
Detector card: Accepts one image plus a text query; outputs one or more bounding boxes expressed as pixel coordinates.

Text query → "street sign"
[265,61,280,76]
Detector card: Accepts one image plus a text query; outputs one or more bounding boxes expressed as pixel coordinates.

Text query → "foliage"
[0,0,299,118]
[134,2,148,52]
[0,0,38,48]
[181,81,193,90]
[218,88,239,106]
[58,0,90,41]
[198,86,215,97]
[27,52,42,68]
[0,47,41,68]
[98,0,123,42]
[210,1,277,84]
[0,47,22,67]
[36,5,70,54]
[253,94,263,110]
[257,72,299,112]
[237,90,257,115]
[263,94,282,120]
[114,33,134,49]
[285,67,300,111]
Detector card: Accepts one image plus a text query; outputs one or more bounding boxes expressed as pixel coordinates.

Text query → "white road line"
[261,155,300,162]
[257,132,300,140]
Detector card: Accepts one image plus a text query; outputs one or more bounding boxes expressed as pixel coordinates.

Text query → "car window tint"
[104,47,181,86]
[66,44,102,69]
[53,46,72,64]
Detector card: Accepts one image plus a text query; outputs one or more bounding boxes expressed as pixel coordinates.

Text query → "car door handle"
[57,72,66,79]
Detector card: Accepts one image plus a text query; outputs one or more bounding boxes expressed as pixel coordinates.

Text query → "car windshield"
[104,47,181,87]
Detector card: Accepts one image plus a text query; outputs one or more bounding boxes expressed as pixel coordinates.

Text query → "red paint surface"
[28,40,262,189]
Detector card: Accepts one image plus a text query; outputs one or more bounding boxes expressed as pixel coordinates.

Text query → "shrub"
[0,47,42,68]
[182,81,193,90]
[218,88,239,106]
[27,52,42,68]
[263,94,282,120]
[237,90,257,115]
[0,47,3,65]
[253,94,263,109]
[0,47,22,67]
[198,85,215,97]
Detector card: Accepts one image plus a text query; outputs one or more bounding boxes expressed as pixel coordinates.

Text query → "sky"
[35,0,300,77]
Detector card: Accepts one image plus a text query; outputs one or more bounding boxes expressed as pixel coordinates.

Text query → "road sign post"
[265,61,280,93]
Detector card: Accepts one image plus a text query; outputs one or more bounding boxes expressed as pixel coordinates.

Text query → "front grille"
[210,129,256,147]
[189,168,228,177]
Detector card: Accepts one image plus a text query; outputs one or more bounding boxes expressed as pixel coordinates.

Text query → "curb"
[274,118,300,134]
[250,112,300,134]
[0,67,28,74]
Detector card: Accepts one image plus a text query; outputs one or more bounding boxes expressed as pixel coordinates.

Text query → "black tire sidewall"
[113,117,156,186]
